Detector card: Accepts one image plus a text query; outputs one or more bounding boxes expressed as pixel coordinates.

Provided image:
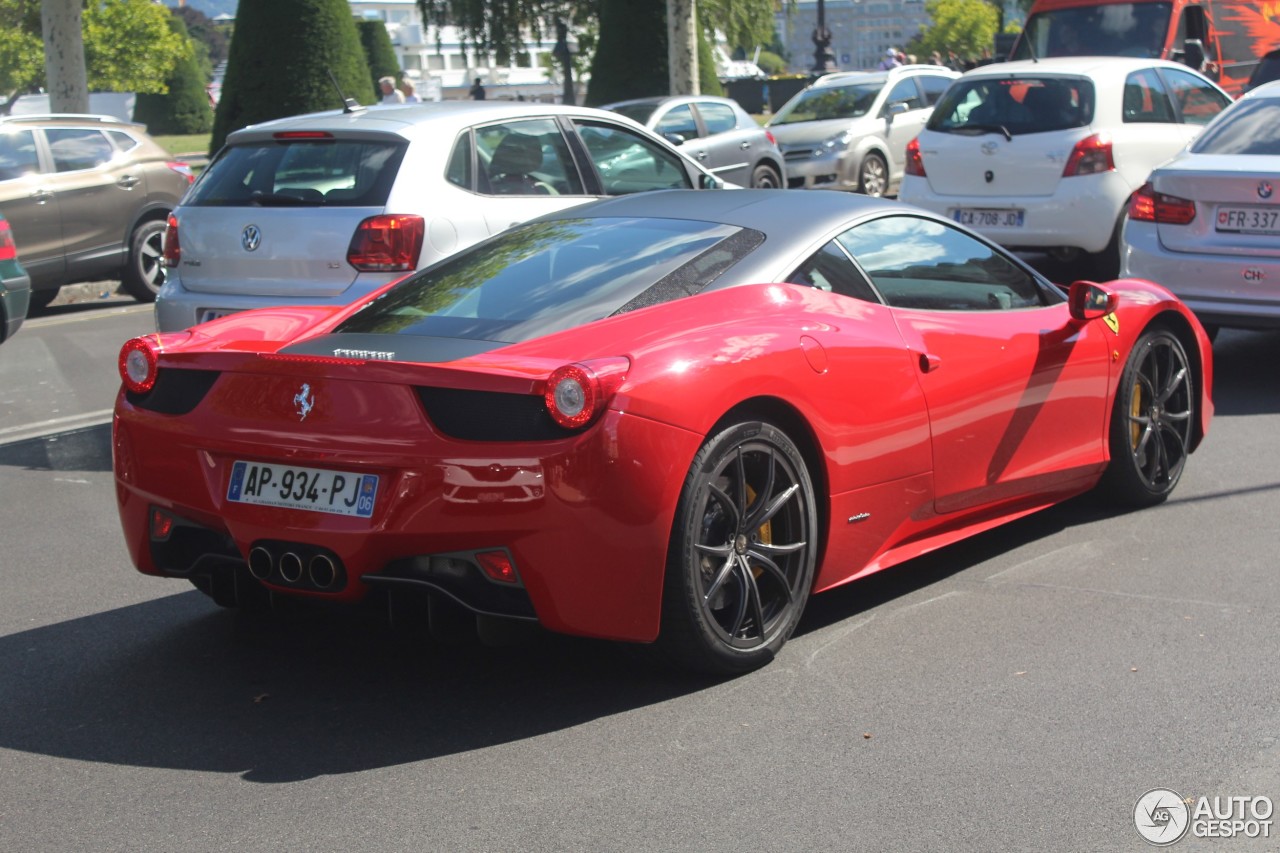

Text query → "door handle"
[739,141,751,150]
[918,352,942,373]
[30,189,53,204]
[117,175,141,189]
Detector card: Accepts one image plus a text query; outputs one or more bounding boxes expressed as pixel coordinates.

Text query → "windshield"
[1190,97,1280,154]
[769,80,884,124]
[928,77,1094,135]
[1011,3,1172,59]
[335,217,754,343]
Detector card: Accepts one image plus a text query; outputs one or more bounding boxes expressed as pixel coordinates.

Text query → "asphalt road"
[1,297,1277,852]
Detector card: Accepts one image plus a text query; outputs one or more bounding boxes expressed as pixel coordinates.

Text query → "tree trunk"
[667,0,699,95]
[41,0,88,114]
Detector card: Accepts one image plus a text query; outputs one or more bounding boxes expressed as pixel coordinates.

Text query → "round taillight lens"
[119,337,159,394]
[544,364,597,429]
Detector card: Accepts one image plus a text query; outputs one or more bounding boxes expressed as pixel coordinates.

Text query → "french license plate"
[951,208,1025,228]
[226,460,378,518]
[1215,205,1280,235]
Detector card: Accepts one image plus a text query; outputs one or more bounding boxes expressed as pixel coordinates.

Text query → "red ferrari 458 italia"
[114,190,1213,673]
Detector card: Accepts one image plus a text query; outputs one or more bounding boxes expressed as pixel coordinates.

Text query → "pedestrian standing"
[469,77,486,100]
[379,76,404,104]
[400,78,421,103]
[877,48,901,70]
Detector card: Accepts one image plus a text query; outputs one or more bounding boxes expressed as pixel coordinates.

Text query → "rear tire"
[751,163,782,189]
[1097,328,1195,507]
[659,421,817,674]
[121,219,167,302]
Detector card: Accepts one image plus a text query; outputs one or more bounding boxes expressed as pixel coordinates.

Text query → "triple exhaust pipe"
[248,543,343,591]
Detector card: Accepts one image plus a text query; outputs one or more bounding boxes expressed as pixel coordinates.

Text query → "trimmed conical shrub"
[209,0,375,155]
[357,19,401,97]
[133,14,214,135]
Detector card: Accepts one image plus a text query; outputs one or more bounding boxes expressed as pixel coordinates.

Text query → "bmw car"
[114,190,1213,673]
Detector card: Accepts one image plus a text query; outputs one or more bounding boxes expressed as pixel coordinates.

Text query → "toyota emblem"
[981,141,998,156]
[242,224,261,252]
[1259,181,1274,200]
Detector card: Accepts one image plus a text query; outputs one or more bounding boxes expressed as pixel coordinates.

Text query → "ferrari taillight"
[347,214,425,272]
[1128,182,1196,225]
[162,214,180,268]
[1062,133,1114,177]
[119,336,160,394]
[0,218,16,261]
[905,137,927,178]
[543,358,630,430]
[476,550,519,584]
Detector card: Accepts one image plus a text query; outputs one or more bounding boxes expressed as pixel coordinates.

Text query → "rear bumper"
[114,400,702,643]
[1123,221,1280,329]
[0,265,31,341]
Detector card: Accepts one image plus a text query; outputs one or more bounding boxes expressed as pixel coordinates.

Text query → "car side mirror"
[663,132,687,146]
[1068,280,1118,321]
[699,173,724,190]
[883,101,910,119]
[1182,39,1206,71]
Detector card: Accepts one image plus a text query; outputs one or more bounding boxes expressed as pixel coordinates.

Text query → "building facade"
[775,0,933,72]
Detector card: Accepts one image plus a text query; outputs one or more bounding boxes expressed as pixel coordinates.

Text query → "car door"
[469,117,590,236]
[691,100,753,186]
[43,127,127,276]
[652,103,708,169]
[880,77,930,176]
[0,128,62,286]
[567,118,699,195]
[839,214,1113,514]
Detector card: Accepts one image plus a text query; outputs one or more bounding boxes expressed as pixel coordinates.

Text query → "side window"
[475,118,584,196]
[1122,69,1175,123]
[697,102,738,134]
[785,241,880,303]
[918,75,954,106]
[573,120,694,195]
[884,78,924,112]
[655,105,700,141]
[445,130,473,190]
[45,128,115,172]
[107,130,139,152]
[1161,68,1230,125]
[0,130,40,180]
[836,216,1045,311]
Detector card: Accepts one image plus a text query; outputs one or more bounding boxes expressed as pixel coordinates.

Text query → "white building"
[348,0,582,101]
[775,0,932,72]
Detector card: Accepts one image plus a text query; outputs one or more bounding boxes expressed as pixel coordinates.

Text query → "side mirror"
[1068,280,1118,321]
[662,132,687,146]
[698,173,724,190]
[1182,39,1206,71]
[883,101,910,119]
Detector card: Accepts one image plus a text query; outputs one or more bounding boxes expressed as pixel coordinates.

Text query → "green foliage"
[210,0,375,155]
[701,0,775,58]
[174,6,229,65]
[916,0,1000,60]
[755,50,786,75]
[133,13,213,135]
[357,19,401,95]
[0,0,190,100]
[585,0,667,105]
[698,26,723,97]
[417,1,597,59]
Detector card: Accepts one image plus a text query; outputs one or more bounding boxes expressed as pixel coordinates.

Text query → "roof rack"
[0,113,132,124]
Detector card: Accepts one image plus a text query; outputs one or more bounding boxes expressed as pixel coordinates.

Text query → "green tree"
[210,0,375,155]
[915,0,1000,62]
[357,19,401,96]
[586,0,667,104]
[133,13,213,135]
[174,5,229,66]
[0,0,190,108]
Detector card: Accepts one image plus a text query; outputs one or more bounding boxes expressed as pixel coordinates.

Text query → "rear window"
[186,139,406,207]
[1190,97,1280,155]
[337,217,756,343]
[928,77,1094,135]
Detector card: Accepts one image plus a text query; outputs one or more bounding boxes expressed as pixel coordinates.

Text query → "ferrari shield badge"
[1103,313,1120,334]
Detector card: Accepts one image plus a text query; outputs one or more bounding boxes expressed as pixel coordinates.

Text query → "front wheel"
[1097,329,1195,507]
[659,421,818,674]
[121,219,167,302]
[856,152,888,197]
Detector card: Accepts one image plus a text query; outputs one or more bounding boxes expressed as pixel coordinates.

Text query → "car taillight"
[1062,133,1114,177]
[166,161,195,184]
[905,137,927,178]
[1128,182,1196,225]
[119,336,160,394]
[347,214,425,272]
[162,213,180,267]
[543,358,630,430]
[0,219,16,261]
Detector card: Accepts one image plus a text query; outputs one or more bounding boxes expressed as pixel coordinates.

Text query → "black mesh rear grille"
[416,386,578,441]
[126,368,219,415]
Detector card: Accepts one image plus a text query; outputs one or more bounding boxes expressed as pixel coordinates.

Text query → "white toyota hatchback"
[899,57,1231,279]
[155,101,728,332]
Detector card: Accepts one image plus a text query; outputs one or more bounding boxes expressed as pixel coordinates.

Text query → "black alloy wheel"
[661,421,817,673]
[1099,328,1195,506]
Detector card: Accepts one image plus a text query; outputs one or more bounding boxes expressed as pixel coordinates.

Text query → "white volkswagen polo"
[899,57,1230,279]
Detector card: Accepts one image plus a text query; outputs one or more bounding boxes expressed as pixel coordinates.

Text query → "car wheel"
[1081,215,1124,281]
[121,219,167,303]
[27,288,59,312]
[1097,328,1194,507]
[660,421,817,674]
[751,163,783,189]
[856,152,888,197]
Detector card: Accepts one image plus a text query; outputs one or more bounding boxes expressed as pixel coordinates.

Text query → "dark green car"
[0,210,31,342]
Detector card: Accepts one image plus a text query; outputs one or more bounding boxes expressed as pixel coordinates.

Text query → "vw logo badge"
[1259,181,1274,200]
[981,141,998,156]
[242,224,262,252]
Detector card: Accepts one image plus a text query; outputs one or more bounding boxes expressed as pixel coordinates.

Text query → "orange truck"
[1009,0,1280,96]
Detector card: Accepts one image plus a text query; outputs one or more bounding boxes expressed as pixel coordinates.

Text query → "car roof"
[812,64,958,88]
[0,113,147,132]
[959,56,1204,79]
[1242,78,1280,99]
[227,101,650,144]
[603,95,739,109]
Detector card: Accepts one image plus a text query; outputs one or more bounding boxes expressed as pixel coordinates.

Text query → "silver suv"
[0,114,194,307]
[156,101,726,332]
[767,65,958,196]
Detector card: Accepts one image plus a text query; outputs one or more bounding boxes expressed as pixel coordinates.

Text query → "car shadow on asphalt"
[0,424,112,472]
